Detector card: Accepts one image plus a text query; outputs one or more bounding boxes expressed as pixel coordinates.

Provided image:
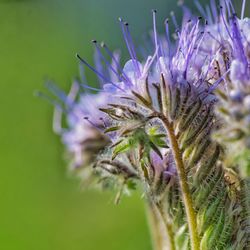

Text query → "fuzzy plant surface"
[43,0,250,249]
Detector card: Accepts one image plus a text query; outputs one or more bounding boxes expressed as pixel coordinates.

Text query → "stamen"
[164,18,171,59]
[80,84,105,92]
[83,116,99,129]
[183,17,201,78]
[207,31,223,46]
[224,0,231,17]
[159,39,166,58]
[141,47,159,77]
[53,107,63,134]
[79,63,88,85]
[152,10,161,61]
[101,42,132,85]
[67,81,79,104]
[227,0,236,16]
[210,0,218,23]
[93,41,107,85]
[220,6,233,41]
[92,40,122,82]
[198,55,211,81]
[124,22,141,75]
[177,18,193,54]
[194,0,207,19]
[35,91,63,110]
[241,0,246,19]
[194,29,206,58]
[170,11,179,31]
[230,16,248,65]
[119,18,141,77]
[45,81,70,105]
[76,54,124,92]
[175,24,187,63]
[205,5,213,24]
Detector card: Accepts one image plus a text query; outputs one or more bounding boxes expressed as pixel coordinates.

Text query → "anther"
[164,18,169,24]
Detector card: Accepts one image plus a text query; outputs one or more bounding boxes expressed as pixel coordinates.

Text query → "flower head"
[46,1,250,248]
[49,79,111,172]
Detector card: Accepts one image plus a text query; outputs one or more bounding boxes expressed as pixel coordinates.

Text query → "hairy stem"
[147,200,176,250]
[146,202,164,250]
[155,202,176,250]
[160,115,200,250]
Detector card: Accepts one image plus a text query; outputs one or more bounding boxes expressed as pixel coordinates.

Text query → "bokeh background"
[0,0,247,250]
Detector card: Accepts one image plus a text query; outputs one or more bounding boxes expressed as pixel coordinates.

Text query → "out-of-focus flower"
[56,91,111,169]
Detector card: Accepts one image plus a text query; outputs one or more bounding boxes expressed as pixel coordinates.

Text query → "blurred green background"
[0,0,247,250]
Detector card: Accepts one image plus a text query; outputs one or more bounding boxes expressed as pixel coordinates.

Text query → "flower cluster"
[46,0,250,249]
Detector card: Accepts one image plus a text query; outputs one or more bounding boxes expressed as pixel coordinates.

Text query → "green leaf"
[112,142,131,160]
[131,90,151,107]
[104,126,121,133]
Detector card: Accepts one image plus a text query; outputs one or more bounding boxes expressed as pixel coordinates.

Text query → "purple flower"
[50,0,250,183]
[150,150,176,185]
[52,82,111,169]
[50,0,250,178]
[76,3,250,107]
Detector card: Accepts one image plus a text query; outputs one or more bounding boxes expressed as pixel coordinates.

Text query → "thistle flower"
[46,0,250,249]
